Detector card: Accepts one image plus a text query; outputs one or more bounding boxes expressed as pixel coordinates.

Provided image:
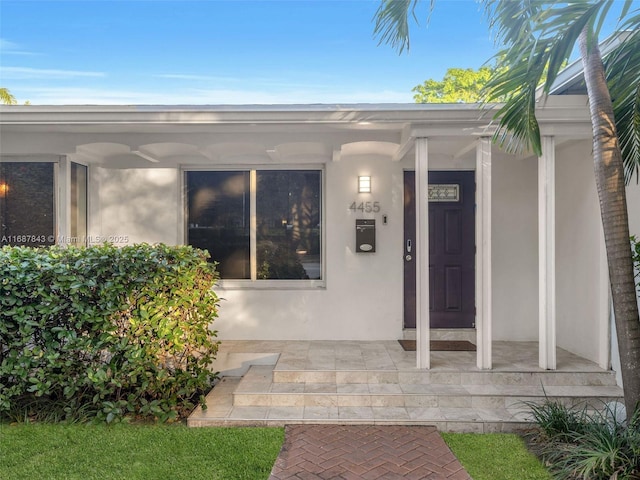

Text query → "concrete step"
[235,366,623,410]
[233,390,622,410]
[188,368,623,432]
[188,377,534,432]
[190,340,623,432]
[272,368,618,387]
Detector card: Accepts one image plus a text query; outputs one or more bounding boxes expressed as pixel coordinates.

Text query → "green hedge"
[0,243,220,423]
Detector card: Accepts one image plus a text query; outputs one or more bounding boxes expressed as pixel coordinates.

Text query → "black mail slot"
[356,219,375,253]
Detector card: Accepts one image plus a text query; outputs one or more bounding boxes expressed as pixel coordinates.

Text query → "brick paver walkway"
[269,425,471,480]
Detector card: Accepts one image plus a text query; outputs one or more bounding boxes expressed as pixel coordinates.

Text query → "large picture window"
[186,169,322,282]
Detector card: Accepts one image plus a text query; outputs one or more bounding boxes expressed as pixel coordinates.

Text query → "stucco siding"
[215,155,404,340]
[628,180,640,238]
[555,142,604,364]
[93,167,180,245]
[491,153,539,341]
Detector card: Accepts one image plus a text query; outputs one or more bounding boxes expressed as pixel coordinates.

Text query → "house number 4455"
[349,201,381,213]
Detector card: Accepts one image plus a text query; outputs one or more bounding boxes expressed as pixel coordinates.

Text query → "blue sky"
[0,0,629,105]
[0,0,500,104]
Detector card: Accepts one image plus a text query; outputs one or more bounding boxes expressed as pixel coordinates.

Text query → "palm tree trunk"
[579,28,640,414]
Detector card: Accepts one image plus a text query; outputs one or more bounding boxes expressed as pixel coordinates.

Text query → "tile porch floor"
[188,340,623,433]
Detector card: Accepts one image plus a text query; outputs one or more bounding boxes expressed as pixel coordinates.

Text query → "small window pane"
[70,163,88,245]
[256,170,322,280]
[187,171,250,279]
[0,162,55,246]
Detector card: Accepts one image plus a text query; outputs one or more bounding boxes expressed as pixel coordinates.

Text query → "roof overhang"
[0,98,592,167]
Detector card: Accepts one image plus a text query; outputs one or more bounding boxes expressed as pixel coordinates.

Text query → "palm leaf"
[481,1,617,155]
[0,88,17,105]
[373,0,433,53]
[605,28,640,183]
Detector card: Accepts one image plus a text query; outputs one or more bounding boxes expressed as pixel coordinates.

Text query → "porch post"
[57,155,71,245]
[86,164,101,245]
[415,137,430,369]
[475,138,492,369]
[538,136,557,370]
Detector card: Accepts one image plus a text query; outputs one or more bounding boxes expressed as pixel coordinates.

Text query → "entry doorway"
[403,171,475,329]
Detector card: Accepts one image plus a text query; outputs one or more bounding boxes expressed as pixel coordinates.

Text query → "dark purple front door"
[404,171,475,329]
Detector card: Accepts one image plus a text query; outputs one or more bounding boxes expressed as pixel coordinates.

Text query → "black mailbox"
[356,219,376,253]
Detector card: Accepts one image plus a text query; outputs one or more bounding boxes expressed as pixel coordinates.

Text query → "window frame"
[183,165,326,290]
[70,161,88,246]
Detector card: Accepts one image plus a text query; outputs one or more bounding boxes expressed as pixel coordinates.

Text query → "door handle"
[406,239,412,253]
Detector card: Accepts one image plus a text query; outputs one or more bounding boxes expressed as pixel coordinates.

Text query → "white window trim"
[181,164,326,290]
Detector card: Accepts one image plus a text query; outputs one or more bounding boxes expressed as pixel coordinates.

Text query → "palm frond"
[490,81,541,155]
[484,0,541,47]
[373,0,432,53]
[606,29,640,184]
[482,34,550,155]
[616,88,640,184]
[0,88,17,105]
[481,1,618,155]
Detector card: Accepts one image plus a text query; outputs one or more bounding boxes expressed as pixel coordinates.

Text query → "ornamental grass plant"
[527,400,640,480]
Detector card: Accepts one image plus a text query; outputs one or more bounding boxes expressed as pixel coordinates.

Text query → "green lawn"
[1,424,551,480]
[443,433,552,480]
[0,423,284,480]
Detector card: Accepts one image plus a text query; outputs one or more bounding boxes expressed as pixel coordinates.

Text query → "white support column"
[475,138,492,369]
[57,156,71,245]
[539,136,557,370]
[415,137,430,369]
[250,169,257,281]
[86,164,102,245]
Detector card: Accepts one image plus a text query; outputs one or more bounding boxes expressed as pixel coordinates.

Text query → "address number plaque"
[349,201,381,213]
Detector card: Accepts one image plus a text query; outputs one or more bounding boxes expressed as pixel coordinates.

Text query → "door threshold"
[402,328,476,343]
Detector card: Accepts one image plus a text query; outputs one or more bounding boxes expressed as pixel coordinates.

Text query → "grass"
[0,423,284,480]
[443,433,552,480]
[1,424,553,480]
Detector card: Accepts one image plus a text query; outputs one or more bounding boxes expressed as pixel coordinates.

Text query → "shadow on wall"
[99,168,179,245]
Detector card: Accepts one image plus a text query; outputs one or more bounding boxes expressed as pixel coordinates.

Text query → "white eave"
[0,103,497,128]
[0,98,591,166]
[0,98,590,133]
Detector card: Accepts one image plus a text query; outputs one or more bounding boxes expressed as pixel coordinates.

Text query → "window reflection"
[186,169,322,281]
[187,171,251,279]
[0,162,55,246]
[256,171,321,280]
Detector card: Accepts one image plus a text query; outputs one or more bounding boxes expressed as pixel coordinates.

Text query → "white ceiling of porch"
[70,139,420,168]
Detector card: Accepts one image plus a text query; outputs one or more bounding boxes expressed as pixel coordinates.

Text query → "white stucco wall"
[85,140,609,353]
[216,155,405,340]
[555,142,605,363]
[91,167,180,245]
[628,178,640,340]
[628,180,640,238]
[92,158,406,340]
[491,153,540,341]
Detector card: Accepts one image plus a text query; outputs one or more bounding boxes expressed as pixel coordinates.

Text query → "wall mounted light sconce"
[358,176,371,193]
[0,182,8,198]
